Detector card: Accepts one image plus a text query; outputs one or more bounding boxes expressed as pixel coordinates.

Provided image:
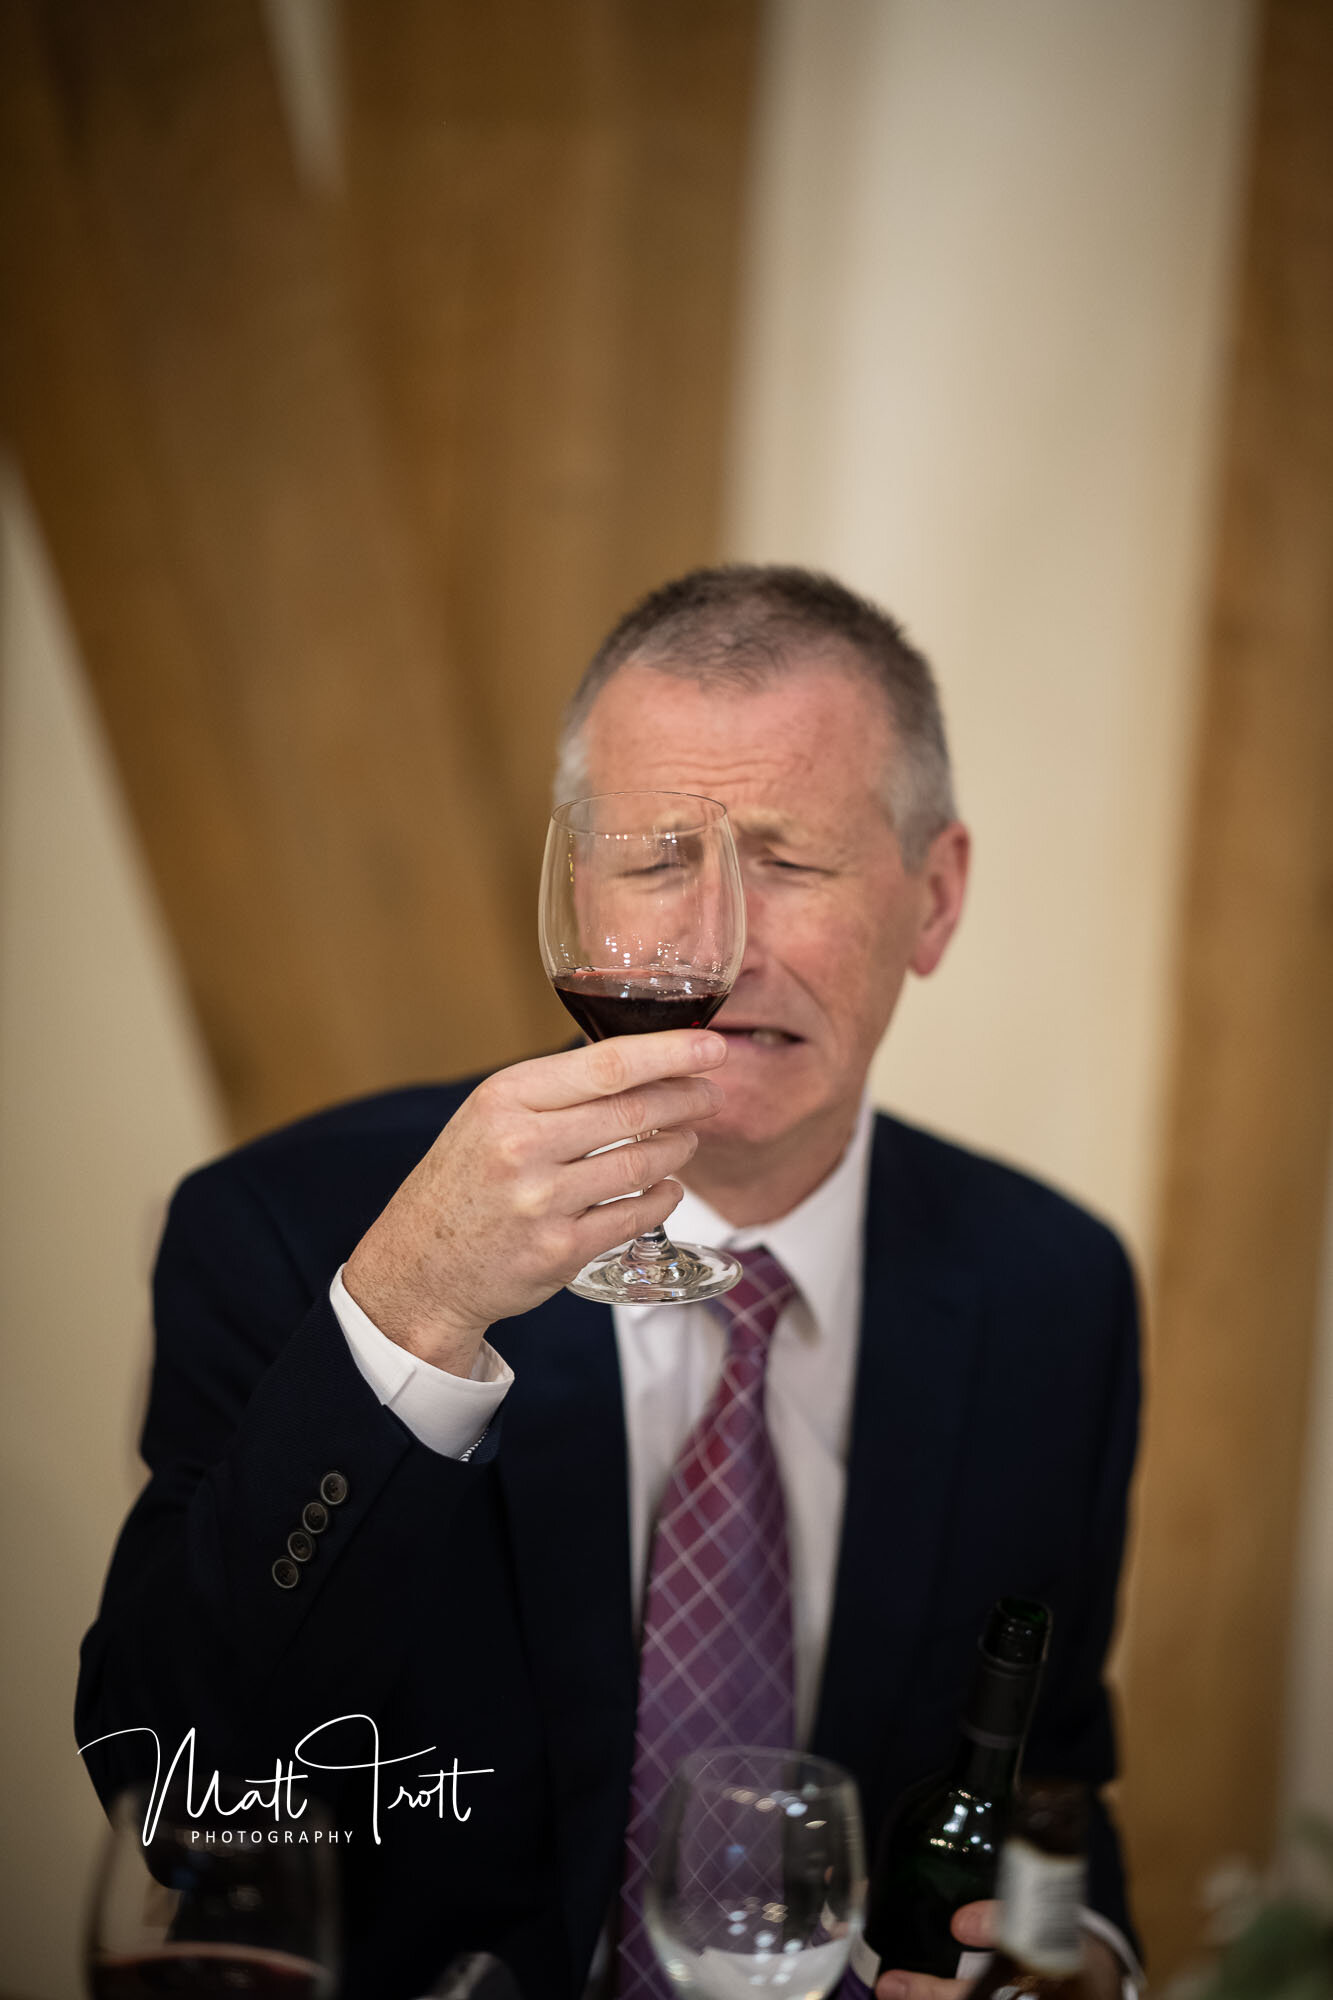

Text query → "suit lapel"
[811,1116,982,1785]
[488,1288,636,1983]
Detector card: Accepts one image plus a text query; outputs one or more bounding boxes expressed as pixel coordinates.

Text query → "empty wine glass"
[647,1748,866,2000]
[539,791,746,1305]
[85,1781,339,1997]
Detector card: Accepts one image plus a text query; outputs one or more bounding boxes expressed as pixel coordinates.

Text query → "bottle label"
[995,1841,1083,1974]
[955,1951,993,1981]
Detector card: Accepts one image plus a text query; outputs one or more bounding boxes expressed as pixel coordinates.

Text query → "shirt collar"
[662,1096,874,1343]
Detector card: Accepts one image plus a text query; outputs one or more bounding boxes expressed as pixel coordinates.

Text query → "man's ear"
[910,822,970,976]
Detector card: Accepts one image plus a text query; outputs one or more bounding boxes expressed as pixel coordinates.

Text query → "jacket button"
[319,1471,349,1507]
[272,1558,301,1590]
[287,1530,315,1563]
[302,1500,330,1535]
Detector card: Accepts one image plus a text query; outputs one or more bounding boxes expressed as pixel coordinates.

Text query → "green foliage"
[1190,1818,1333,2000]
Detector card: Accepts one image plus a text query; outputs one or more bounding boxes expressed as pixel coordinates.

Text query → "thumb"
[951,1902,998,1948]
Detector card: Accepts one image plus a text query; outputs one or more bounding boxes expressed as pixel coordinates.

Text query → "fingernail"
[954,1906,992,1947]
[695,1032,727,1059]
[876,1977,909,2000]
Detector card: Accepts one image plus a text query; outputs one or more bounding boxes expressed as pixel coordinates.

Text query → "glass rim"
[550,790,730,836]
[669,1746,856,1794]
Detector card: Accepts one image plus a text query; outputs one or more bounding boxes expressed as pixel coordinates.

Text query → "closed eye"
[619,859,686,879]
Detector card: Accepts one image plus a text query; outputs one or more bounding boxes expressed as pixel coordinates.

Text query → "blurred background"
[1,1,1330,1994]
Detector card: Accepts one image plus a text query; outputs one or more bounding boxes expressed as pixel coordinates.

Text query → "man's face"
[579,655,967,1174]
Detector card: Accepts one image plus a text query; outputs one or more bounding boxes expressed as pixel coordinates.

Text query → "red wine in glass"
[552,970,730,1042]
[84,1784,337,2000]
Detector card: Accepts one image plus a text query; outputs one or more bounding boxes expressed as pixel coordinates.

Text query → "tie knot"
[706,1245,798,1357]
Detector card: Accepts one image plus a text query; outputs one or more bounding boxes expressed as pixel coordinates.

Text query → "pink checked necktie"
[615,1246,799,2000]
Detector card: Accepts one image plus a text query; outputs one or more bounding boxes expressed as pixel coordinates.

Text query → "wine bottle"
[843,1596,1051,1997]
[967,1781,1091,2000]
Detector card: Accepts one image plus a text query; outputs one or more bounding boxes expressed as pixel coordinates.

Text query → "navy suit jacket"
[77,1080,1140,2000]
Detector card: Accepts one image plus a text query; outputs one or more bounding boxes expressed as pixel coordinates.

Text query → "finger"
[547,1073,724,1161]
[505,1031,728,1113]
[951,1902,998,1949]
[565,1178,686,1265]
[559,1129,699,1213]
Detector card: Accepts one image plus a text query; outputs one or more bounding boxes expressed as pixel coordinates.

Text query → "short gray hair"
[554,564,957,868]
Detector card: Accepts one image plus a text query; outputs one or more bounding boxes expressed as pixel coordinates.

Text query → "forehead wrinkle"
[582,667,897,839]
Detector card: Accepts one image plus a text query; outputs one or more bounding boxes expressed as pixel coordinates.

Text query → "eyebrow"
[732,810,807,845]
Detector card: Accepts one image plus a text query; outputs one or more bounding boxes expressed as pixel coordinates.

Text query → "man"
[78,568,1139,2000]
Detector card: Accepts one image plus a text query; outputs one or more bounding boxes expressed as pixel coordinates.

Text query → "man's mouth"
[716,1026,802,1048]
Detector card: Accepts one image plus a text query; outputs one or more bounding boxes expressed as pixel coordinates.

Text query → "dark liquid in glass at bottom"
[88,1946,325,2000]
[552,970,729,1041]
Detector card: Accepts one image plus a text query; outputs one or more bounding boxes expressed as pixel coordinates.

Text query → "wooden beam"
[340,0,761,980]
[1,0,535,1138]
[1117,0,1333,1973]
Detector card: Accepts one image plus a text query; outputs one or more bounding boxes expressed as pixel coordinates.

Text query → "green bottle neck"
[947,1728,1023,1800]
[948,1643,1043,1801]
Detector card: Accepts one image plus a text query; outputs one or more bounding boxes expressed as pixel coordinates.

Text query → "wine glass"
[539,791,746,1305]
[647,1747,866,2000]
[86,1781,339,1997]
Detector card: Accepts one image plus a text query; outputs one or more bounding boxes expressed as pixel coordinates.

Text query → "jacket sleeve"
[75,1152,502,1810]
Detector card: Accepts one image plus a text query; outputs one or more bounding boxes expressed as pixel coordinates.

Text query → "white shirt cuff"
[331,1266,513,1459]
[1080,1907,1145,1997]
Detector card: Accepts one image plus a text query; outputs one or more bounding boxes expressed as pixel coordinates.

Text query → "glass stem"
[623,1129,676,1270]
[625,1224,674,1272]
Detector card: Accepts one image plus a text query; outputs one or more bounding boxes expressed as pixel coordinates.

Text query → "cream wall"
[727,0,1256,1269]
[0,468,226,1997]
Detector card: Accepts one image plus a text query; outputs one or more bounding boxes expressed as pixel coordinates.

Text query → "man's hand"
[873,1902,996,2000]
[874,1906,1124,2000]
[342,1030,728,1376]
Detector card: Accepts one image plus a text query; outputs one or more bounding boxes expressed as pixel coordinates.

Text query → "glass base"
[567,1238,743,1306]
